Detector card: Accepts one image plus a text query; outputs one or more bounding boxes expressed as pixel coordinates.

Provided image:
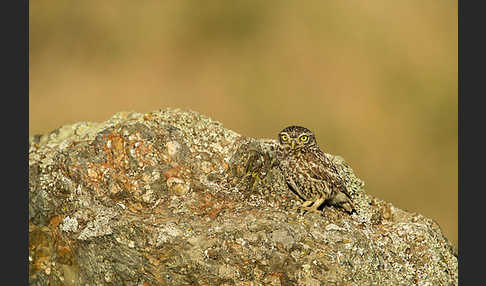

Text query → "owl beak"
[291,140,296,150]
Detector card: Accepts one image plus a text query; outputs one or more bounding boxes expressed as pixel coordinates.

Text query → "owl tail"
[330,191,355,214]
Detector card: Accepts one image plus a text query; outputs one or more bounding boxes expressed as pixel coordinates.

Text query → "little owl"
[277,126,355,213]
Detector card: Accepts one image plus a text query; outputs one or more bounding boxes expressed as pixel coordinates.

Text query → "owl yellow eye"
[300,135,308,142]
[281,134,288,141]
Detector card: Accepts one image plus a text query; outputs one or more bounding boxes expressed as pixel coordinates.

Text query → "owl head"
[278,125,317,153]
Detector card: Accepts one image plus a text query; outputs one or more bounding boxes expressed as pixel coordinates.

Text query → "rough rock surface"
[29,108,458,285]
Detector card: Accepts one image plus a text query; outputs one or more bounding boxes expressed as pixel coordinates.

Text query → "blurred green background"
[29,1,457,247]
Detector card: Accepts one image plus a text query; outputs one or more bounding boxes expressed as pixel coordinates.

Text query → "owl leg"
[301,200,314,208]
[299,193,327,214]
[293,199,312,213]
[311,194,327,212]
[299,181,332,214]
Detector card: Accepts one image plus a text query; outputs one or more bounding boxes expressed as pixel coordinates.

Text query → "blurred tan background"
[30,1,457,247]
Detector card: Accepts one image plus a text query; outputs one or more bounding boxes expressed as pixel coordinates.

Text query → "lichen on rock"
[29,108,458,285]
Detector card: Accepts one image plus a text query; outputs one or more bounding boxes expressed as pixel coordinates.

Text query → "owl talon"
[296,199,324,214]
[298,206,322,215]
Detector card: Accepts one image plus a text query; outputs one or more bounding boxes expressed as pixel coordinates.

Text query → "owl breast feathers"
[277,126,354,213]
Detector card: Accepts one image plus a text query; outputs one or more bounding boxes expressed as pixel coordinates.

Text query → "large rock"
[29,108,457,285]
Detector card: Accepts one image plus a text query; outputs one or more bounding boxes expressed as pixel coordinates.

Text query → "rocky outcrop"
[29,108,457,285]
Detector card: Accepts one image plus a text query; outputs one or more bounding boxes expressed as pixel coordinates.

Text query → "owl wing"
[303,151,351,197]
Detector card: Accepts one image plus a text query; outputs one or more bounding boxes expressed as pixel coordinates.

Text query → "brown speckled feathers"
[277,126,354,213]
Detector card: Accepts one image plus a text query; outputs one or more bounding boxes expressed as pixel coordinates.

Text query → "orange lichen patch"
[193,193,238,220]
[49,215,64,229]
[198,193,216,208]
[168,182,190,196]
[129,139,154,157]
[114,175,135,192]
[143,113,154,120]
[127,202,144,213]
[29,226,53,276]
[276,242,285,251]
[131,141,157,164]
[220,139,231,147]
[100,130,160,169]
[163,163,192,178]
[163,166,193,197]
[55,239,75,265]
[266,271,284,285]
[143,251,178,285]
[238,282,257,286]
[30,219,76,271]
[280,195,293,201]
[227,242,243,254]
[62,133,161,199]
[145,253,160,266]
[108,134,125,157]
[56,244,72,260]
[225,201,237,210]
[188,193,214,215]
[66,164,82,181]
[208,206,223,220]
[109,181,123,195]
[163,168,179,179]
[86,164,102,182]
[101,134,128,167]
